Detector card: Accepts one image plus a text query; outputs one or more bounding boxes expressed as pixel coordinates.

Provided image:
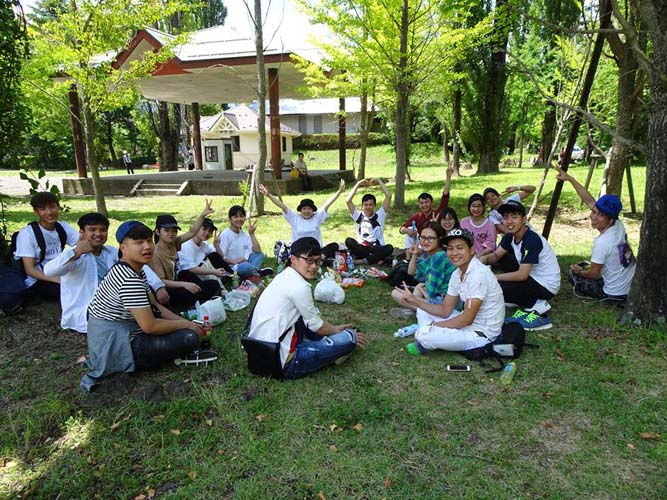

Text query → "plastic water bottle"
[411,220,418,244]
[232,271,239,289]
[394,323,420,338]
[276,261,285,273]
[347,254,355,271]
[500,362,517,386]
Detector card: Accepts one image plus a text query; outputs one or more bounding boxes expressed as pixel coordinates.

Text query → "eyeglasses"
[295,255,322,266]
[419,235,437,242]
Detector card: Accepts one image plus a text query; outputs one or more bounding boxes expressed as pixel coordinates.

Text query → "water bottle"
[232,271,239,289]
[394,323,420,338]
[499,362,517,386]
[276,261,285,274]
[411,220,418,244]
[347,254,355,271]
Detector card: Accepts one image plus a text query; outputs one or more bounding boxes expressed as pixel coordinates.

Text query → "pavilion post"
[338,97,346,170]
[68,84,87,178]
[268,68,282,179]
[192,102,204,170]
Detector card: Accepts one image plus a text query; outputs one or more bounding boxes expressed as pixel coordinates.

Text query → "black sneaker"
[174,349,219,367]
[258,267,274,277]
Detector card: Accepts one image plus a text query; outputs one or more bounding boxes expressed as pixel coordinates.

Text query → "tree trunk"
[442,126,450,165]
[606,42,639,195]
[80,88,108,215]
[623,3,667,325]
[158,102,179,171]
[105,117,118,168]
[539,105,557,167]
[393,0,410,209]
[452,86,462,177]
[507,121,517,155]
[477,0,510,174]
[253,0,266,215]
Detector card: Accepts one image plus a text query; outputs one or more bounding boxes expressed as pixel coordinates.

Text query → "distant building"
[200,104,300,170]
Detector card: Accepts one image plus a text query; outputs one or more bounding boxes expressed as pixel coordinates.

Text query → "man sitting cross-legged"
[344,178,394,265]
[81,221,204,392]
[43,212,168,334]
[479,200,560,331]
[247,237,367,379]
[393,228,505,356]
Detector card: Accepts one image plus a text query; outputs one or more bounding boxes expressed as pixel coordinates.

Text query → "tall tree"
[619,0,667,325]
[29,0,188,213]
[0,0,28,159]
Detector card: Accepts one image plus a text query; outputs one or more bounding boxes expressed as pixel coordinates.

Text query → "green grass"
[1,145,664,499]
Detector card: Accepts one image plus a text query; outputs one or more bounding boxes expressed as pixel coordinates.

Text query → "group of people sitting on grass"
[10,162,636,387]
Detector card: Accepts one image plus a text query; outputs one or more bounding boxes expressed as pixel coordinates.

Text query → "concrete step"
[140,183,182,189]
[134,188,180,196]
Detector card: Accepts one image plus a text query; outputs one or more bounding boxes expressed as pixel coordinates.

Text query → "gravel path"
[0,170,65,196]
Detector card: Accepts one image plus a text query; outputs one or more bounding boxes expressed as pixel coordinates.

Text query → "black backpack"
[9,221,67,276]
[461,322,535,372]
[0,265,26,313]
[385,261,419,287]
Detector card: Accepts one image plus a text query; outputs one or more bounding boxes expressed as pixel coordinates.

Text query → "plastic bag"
[197,297,227,325]
[237,280,261,298]
[314,277,345,304]
[223,290,252,311]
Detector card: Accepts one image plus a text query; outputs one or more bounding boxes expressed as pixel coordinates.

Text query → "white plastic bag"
[223,290,252,311]
[197,296,227,325]
[314,277,345,304]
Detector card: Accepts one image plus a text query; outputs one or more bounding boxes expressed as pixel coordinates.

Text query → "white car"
[571,145,584,161]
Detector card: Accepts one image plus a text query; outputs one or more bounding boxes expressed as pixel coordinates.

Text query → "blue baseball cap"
[116,220,143,243]
[595,194,622,219]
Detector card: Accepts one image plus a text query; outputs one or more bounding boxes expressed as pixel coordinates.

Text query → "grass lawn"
[1,145,665,498]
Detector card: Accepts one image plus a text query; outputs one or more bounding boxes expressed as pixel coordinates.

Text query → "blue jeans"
[283,319,357,379]
[235,252,265,279]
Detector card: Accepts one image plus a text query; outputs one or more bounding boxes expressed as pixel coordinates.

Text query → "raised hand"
[202,198,214,216]
[339,178,346,191]
[258,184,269,196]
[248,222,257,235]
[553,164,572,182]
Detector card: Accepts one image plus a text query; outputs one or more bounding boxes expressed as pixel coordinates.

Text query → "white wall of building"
[281,113,363,135]
[202,133,295,170]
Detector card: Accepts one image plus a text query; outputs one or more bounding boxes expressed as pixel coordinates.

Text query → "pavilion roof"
[114,25,327,104]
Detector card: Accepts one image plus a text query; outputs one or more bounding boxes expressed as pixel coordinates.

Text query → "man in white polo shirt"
[393,228,505,355]
[247,237,367,379]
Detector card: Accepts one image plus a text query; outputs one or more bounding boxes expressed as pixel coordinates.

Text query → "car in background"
[571,145,585,161]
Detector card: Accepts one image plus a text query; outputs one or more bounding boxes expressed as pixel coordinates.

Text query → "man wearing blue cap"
[555,165,636,300]
[81,221,203,392]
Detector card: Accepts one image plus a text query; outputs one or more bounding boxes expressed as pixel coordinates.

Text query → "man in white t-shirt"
[217,205,272,280]
[44,213,167,334]
[344,178,394,265]
[555,165,636,300]
[480,200,560,331]
[247,237,367,379]
[13,192,79,302]
[393,228,505,355]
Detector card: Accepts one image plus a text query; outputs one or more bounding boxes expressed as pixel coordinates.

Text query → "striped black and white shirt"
[88,262,152,323]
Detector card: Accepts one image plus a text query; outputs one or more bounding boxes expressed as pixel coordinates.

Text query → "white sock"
[528,299,551,315]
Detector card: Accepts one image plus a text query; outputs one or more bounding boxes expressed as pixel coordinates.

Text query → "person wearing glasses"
[390,222,456,311]
[247,237,367,379]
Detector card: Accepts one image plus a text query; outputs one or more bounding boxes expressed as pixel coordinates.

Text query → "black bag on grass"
[240,302,289,379]
[385,261,418,287]
[461,322,533,372]
[0,265,26,313]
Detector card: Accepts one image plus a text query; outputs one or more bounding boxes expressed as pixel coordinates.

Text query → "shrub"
[293,132,391,151]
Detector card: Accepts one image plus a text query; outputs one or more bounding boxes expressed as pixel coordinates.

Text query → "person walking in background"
[122,150,134,175]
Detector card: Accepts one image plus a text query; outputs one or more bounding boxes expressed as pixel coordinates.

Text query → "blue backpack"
[0,265,26,313]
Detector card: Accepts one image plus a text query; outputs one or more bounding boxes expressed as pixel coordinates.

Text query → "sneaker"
[390,307,415,320]
[259,267,274,277]
[518,311,553,331]
[505,309,529,323]
[174,349,219,367]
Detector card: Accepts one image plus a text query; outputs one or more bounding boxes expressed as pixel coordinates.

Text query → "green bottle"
[499,362,517,386]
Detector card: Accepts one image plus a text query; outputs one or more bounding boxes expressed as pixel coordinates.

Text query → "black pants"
[28,280,60,302]
[301,174,312,191]
[169,271,220,307]
[494,252,554,309]
[567,269,626,302]
[206,252,233,274]
[321,242,340,259]
[131,329,200,369]
[345,238,394,264]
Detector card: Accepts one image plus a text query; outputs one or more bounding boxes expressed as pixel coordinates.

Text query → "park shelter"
[106,24,349,179]
[200,104,300,170]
